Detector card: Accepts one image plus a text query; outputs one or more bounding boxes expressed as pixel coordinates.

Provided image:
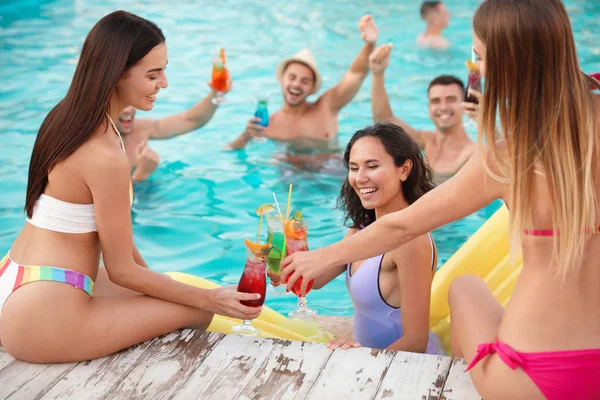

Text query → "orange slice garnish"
[219,48,226,65]
[285,219,307,240]
[245,238,271,258]
[465,60,479,73]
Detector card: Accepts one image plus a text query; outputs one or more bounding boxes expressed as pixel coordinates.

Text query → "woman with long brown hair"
[281,0,600,398]
[0,11,261,363]
[307,124,443,354]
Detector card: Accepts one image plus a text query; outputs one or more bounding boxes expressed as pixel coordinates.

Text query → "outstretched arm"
[224,117,266,150]
[148,81,232,140]
[322,15,378,112]
[370,44,428,149]
[303,228,357,290]
[87,144,261,320]
[281,147,507,293]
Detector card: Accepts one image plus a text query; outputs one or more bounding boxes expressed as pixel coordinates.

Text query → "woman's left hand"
[280,248,332,294]
[461,89,482,122]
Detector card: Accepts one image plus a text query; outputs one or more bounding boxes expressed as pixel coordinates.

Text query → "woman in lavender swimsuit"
[311,123,444,354]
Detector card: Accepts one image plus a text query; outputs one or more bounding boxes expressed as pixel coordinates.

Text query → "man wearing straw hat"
[228,15,379,150]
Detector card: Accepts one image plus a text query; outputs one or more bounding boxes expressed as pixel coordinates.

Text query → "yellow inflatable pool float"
[429,205,522,354]
[166,272,333,343]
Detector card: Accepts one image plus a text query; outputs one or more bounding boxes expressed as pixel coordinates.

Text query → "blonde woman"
[281,0,600,398]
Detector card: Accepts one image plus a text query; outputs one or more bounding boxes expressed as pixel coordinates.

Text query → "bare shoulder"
[270,109,283,120]
[314,93,336,113]
[388,232,431,269]
[78,125,131,183]
[463,140,477,158]
[420,130,437,146]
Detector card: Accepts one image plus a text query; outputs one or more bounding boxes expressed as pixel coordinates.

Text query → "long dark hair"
[338,123,435,229]
[25,11,165,217]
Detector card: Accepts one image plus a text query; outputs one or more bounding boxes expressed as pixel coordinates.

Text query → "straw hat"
[275,48,322,95]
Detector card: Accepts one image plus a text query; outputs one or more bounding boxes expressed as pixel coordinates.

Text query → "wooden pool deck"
[0,330,481,400]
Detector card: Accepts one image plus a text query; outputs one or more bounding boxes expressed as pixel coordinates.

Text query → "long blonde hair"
[474,0,599,279]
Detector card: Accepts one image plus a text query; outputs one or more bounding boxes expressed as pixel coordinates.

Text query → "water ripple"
[1,0,598,316]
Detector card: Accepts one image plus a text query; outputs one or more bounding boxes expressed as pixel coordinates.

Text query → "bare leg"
[0,275,214,363]
[448,274,544,399]
[449,274,504,358]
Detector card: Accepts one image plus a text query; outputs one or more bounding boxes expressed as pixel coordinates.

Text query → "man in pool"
[417,1,451,50]
[369,43,475,185]
[227,14,379,151]
[117,83,231,181]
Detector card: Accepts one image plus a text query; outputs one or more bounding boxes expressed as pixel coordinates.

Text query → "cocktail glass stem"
[232,319,258,336]
[289,296,317,318]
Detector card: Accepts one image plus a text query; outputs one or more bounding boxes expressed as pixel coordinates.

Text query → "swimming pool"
[1,0,598,316]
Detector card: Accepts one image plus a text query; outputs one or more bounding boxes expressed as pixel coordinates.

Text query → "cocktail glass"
[211,49,229,105]
[232,241,267,336]
[284,219,317,318]
[266,214,287,295]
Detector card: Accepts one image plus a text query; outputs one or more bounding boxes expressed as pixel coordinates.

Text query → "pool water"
[1,0,598,316]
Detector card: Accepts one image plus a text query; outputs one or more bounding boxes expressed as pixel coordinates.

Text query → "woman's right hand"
[281,248,334,294]
[208,286,262,320]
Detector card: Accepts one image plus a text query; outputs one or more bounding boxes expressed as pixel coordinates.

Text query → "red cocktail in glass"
[284,218,316,318]
[232,240,268,335]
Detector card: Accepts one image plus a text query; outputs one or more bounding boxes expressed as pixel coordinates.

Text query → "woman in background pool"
[294,123,443,354]
[0,11,261,363]
[282,0,600,398]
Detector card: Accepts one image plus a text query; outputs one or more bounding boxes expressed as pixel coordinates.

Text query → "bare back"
[9,123,126,281]
[498,166,600,351]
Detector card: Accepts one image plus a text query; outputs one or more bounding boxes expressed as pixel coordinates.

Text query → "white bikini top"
[27,116,131,234]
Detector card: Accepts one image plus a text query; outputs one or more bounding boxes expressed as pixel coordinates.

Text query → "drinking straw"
[285,184,293,219]
[273,192,287,257]
[257,213,263,242]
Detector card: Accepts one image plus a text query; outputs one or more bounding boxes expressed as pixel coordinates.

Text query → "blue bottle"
[254,98,269,127]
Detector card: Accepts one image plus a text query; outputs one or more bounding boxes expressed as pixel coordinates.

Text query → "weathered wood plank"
[171,334,277,400]
[239,339,333,400]
[374,352,453,400]
[0,360,77,400]
[106,330,225,400]
[0,346,15,373]
[441,358,482,400]
[38,340,152,400]
[306,347,396,400]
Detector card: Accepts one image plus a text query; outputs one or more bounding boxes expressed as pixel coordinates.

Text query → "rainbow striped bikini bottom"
[0,253,94,315]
